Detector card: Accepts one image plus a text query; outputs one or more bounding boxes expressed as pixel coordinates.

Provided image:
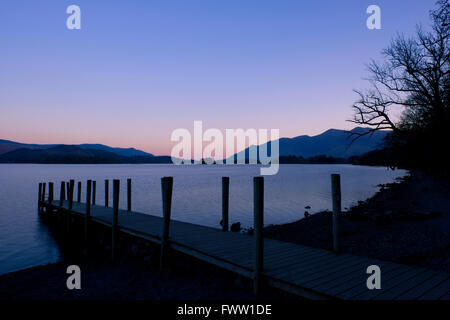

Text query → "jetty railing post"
[42,182,46,202]
[59,181,65,207]
[331,174,341,254]
[48,182,54,203]
[40,182,46,215]
[222,177,229,231]
[67,180,74,233]
[48,182,54,214]
[112,179,120,262]
[105,179,109,207]
[160,176,173,272]
[38,183,42,214]
[253,176,264,295]
[85,180,92,244]
[92,181,96,205]
[127,178,132,212]
[77,181,81,203]
[59,181,65,224]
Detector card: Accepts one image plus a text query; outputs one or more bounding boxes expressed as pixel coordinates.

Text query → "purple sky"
[0,0,433,155]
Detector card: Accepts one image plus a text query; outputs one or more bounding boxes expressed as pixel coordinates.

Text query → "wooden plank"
[282,255,362,285]
[313,261,398,293]
[351,266,425,300]
[296,257,372,288]
[418,278,450,300]
[264,247,332,272]
[395,274,448,300]
[272,252,353,279]
[372,270,439,300]
[439,291,450,300]
[327,262,412,298]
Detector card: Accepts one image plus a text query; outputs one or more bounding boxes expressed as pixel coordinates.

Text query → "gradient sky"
[0,0,434,155]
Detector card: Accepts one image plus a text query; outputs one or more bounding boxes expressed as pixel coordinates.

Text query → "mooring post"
[67,180,74,233]
[48,182,54,203]
[77,181,81,203]
[92,181,96,205]
[59,181,65,207]
[38,183,42,214]
[160,176,173,272]
[59,181,65,224]
[253,176,264,295]
[41,182,46,202]
[105,179,109,207]
[85,180,92,244]
[112,179,120,262]
[38,183,42,202]
[127,178,132,212]
[48,182,54,215]
[331,174,341,254]
[69,180,74,208]
[222,177,229,231]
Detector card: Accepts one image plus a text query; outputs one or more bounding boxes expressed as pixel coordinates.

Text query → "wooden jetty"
[37,176,450,300]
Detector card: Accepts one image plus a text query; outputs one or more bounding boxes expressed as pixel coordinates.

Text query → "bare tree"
[349,0,449,140]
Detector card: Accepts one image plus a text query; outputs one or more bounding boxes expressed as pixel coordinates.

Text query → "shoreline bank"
[265,171,450,273]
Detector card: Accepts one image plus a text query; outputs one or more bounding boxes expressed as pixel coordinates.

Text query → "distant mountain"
[0,145,171,164]
[277,127,389,158]
[76,144,152,157]
[0,139,153,157]
[229,127,390,162]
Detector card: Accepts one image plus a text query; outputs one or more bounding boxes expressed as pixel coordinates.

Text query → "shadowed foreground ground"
[0,251,298,300]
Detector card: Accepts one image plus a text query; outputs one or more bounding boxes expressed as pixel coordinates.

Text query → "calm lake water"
[0,164,406,275]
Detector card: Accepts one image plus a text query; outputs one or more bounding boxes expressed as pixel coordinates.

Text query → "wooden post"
[38,183,42,214]
[69,180,74,208]
[105,179,109,207]
[85,180,92,243]
[160,176,173,272]
[77,181,81,203]
[38,183,42,202]
[59,181,65,224]
[48,182,54,214]
[59,181,65,207]
[222,177,229,231]
[127,178,132,212]
[67,180,74,233]
[41,182,46,202]
[112,179,120,261]
[48,182,54,204]
[253,176,264,295]
[66,182,69,199]
[92,181,96,205]
[331,174,341,254]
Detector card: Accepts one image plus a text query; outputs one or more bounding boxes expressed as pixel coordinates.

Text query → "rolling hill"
[0,140,153,157]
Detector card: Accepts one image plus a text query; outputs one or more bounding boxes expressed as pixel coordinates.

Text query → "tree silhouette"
[350,0,449,141]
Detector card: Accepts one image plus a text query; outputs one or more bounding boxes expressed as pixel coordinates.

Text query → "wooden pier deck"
[42,199,450,300]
